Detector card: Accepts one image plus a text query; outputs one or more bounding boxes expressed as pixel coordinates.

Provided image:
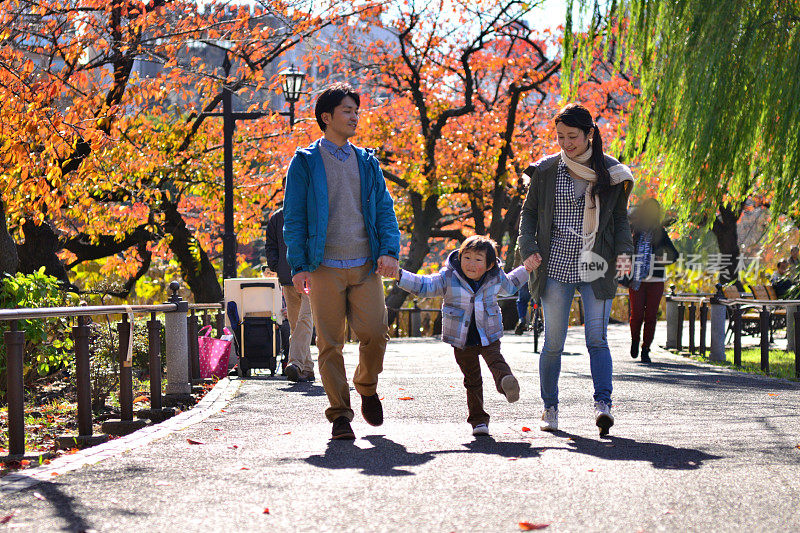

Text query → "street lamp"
[206,53,306,280]
[279,65,305,129]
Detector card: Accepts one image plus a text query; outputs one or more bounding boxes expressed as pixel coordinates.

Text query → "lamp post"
[205,52,306,280]
[279,65,306,129]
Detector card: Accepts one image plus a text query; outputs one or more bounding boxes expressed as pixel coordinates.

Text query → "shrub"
[0,269,78,401]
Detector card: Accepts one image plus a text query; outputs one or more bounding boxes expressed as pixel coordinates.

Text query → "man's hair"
[315,83,360,132]
[458,235,498,267]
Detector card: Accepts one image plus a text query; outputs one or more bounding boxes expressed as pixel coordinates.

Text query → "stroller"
[224,280,284,377]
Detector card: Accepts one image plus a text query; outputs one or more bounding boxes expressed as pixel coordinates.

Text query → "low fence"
[1,281,224,457]
[665,284,800,378]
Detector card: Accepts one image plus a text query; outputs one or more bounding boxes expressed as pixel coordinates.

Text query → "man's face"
[323,96,359,139]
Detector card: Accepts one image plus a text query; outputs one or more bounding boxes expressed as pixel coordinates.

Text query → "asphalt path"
[2,323,799,532]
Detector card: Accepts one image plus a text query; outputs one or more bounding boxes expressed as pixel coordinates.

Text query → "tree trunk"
[16,219,71,284]
[711,203,743,288]
[385,212,436,324]
[0,198,18,277]
[162,202,223,303]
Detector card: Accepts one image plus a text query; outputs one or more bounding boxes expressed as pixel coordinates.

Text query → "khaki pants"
[453,340,512,427]
[282,285,315,375]
[308,262,388,422]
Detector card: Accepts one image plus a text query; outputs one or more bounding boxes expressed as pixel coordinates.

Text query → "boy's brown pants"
[453,340,512,427]
[308,262,389,422]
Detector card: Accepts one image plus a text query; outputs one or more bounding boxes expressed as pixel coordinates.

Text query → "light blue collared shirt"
[320,137,352,162]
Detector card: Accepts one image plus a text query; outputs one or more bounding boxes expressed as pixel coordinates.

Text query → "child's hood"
[446,249,502,288]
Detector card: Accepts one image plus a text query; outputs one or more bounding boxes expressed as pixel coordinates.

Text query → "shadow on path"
[15,468,147,532]
[615,363,800,392]
[278,382,327,397]
[558,432,722,470]
[460,436,550,459]
[304,435,555,476]
[304,435,437,476]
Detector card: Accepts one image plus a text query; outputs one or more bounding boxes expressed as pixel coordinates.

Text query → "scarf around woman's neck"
[560,146,634,255]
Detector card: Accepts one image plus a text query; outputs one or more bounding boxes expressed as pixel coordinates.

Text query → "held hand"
[292,272,311,295]
[377,255,399,278]
[523,253,542,272]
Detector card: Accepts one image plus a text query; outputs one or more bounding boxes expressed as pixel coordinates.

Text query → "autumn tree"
[0,0,356,301]
[335,0,565,317]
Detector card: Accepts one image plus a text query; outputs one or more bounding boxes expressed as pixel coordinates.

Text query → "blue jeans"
[539,277,613,408]
[516,282,531,323]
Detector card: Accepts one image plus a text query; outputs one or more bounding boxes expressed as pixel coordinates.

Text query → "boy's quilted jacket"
[397,250,528,349]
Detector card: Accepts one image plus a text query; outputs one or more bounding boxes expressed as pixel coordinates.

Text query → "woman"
[518,103,633,436]
[627,199,678,363]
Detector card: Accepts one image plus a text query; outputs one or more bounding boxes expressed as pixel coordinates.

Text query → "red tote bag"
[198,325,233,379]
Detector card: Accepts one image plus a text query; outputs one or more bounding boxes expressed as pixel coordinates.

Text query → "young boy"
[395,235,531,436]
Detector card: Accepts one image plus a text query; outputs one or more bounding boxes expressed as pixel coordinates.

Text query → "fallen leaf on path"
[587,469,595,472]
[519,522,549,530]
[768,393,778,397]
[279,431,291,435]
[398,388,405,391]
[663,509,673,515]
[50,472,59,476]
[0,514,13,524]
[67,448,79,455]
[33,492,45,501]
[20,460,30,466]
[796,445,800,449]
[508,458,520,461]
[398,397,414,401]
[521,427,531,432]
[229,445,239,449]
[186,439,205,445]
[379,397,384,401]
[42,459,51,465]
[240,467,250,470]
[213,428,221,432]
[263,508,270,514]
[220,409,226,412]
[133,396,149,404]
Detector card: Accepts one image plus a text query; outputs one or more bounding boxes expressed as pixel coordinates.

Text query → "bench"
[750,284,787,336]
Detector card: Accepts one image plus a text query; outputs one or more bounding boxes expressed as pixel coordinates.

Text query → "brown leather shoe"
[360,393,384,426]
[331,416,355,440]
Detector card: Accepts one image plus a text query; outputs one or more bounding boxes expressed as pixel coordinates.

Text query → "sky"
[527,0,570,31]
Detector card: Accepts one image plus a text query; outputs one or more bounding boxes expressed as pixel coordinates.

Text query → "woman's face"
[556,122,591,157]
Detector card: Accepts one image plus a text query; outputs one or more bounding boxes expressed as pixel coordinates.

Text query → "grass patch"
[686,348,799,380]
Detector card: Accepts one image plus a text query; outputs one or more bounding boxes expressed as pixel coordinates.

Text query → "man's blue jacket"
[283,139,401,276]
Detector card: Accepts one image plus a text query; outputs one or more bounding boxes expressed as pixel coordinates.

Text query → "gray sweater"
[319,147,371,261]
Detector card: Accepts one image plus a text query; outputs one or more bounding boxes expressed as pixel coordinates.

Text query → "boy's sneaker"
[501,375,520,403]
[594,401,614,436]
[640,347,652,364]
[630,343,639,359]
[472,423,490,437]
[331,416,355,440]
[360,393,384,426]
[514,320,527,335]
[539,406,558,431]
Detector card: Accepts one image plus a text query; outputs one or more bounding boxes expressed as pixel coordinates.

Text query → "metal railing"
[665,284,800,378]
[1,281,224,457]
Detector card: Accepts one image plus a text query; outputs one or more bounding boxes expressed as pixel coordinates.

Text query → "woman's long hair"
[555,103,611,196]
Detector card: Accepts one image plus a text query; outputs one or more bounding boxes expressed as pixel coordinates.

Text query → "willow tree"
[566,0,800,282]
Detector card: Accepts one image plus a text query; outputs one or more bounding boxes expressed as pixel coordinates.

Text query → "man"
[283,83,401,440]
[265,207,315,382]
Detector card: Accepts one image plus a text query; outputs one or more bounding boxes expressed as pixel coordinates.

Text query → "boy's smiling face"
[461,249,490,281]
